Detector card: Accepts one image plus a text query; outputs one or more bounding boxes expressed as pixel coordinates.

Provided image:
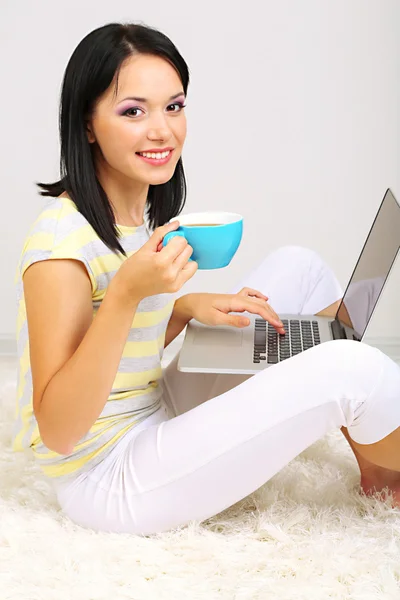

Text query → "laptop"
[177,188,400,374]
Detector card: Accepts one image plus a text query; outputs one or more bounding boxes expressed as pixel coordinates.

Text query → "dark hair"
[36,22,190,255]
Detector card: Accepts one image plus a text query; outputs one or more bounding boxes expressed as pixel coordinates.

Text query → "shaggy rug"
[1,345,400,600]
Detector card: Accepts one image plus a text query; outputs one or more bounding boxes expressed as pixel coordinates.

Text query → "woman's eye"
[123,107,144,117]
[123,102,186,118]
[167,102,187,112]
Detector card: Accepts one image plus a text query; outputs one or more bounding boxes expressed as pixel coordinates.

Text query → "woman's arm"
[164,294,194,348]
[24,259,140,455]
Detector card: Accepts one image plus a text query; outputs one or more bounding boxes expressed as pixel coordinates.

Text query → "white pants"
[53,246,400,535]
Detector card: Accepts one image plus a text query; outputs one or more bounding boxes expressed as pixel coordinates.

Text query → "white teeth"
[139,150,171,159]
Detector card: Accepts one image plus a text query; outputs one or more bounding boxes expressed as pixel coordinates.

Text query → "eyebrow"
[118,92,185,104]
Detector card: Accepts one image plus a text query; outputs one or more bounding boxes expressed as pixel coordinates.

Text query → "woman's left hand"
[186,288,286,334]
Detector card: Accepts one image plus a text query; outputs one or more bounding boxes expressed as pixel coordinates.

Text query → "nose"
[147,112,173,142]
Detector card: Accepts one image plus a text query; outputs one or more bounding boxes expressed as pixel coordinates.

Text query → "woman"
[14,22,400,535]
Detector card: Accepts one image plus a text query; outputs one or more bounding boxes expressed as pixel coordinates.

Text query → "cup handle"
[162,230,186,247]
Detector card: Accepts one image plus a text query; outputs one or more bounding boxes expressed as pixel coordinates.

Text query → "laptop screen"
[336,188,400,339]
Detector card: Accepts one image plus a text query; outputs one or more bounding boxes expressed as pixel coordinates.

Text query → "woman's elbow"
[37,421,76,456]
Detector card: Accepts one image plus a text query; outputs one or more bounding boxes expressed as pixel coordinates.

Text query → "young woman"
[14,22,400,535]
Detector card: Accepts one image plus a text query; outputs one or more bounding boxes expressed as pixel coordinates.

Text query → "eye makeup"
[116,94,186,116]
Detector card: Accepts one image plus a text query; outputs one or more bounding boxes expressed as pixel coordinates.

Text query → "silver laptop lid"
[336,188,400,339]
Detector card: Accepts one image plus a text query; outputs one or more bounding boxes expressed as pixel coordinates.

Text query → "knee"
[269,245,322,266]
[314,339,384,371]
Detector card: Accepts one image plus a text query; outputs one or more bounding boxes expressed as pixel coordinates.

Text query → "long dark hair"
[36,22,190,255]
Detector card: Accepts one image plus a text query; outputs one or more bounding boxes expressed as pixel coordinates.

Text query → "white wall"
[1,0,399,346]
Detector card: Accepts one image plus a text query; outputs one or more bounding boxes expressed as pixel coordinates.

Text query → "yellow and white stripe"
[13,197,175,481]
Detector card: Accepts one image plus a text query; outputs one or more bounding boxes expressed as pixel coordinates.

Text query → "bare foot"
[359,466,400,508]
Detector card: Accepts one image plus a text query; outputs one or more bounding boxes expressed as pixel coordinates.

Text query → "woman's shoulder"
[46,192,86,224]
[29,193,93,243]
[19,194,96,265]
[16,193,98,290]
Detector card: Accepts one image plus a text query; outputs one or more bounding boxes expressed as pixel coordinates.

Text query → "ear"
[85,120,96,144]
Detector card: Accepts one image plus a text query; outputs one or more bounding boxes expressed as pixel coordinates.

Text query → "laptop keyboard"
[253,318,321,364]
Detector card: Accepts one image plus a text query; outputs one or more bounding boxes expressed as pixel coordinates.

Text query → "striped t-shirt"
[13,196,175,482]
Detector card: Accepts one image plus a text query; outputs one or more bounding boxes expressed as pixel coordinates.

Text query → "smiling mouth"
[135,149,174,165]
[136,150,172,159]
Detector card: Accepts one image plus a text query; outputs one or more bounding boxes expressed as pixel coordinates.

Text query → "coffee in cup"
[162,211,243,269]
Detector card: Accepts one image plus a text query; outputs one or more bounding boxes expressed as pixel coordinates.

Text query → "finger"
[248,297,281,323]
[233,295,275,315]
[232,298,285,333]
[239,287,269,301]
[242,292,269,303]
[148,220,180,251]
[158,234,189,262]
[239,298,282,330]
[175,258,198,287]
[265,303,281,324]
[172,243,194,270]
[260,306,285,334]
[249,297,270,308]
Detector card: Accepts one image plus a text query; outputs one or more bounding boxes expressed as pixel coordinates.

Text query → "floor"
[1,339,400,599]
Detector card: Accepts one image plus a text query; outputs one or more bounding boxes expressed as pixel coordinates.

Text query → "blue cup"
[162,211,243,270]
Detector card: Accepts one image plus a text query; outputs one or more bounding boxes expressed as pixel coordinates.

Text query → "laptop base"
[177,313,334,374]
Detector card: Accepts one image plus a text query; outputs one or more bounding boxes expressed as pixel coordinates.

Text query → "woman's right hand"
[111,220,198,303]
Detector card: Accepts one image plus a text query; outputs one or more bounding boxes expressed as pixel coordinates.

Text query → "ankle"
[360,465,400,486]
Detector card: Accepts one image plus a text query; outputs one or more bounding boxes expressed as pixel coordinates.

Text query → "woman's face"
[86,53,187,187]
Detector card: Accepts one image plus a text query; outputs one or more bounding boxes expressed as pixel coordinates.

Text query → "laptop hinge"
[330,319,347,340]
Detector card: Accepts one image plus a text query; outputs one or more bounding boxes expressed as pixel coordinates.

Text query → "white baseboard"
[0,335,18,357]
[364,338,400,364]
[1,334,400,364]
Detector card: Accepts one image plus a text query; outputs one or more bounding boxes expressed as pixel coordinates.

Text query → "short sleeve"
[20,246,97,295]
[18,201,98,295]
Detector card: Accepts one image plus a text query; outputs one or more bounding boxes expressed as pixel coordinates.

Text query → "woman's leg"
[228,245,343,314]
[54,246,400,534]
[57,338,400,535]
[162,245,400,485]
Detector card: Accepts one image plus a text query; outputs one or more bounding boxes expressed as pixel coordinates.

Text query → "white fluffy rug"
[1,349,400,600]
